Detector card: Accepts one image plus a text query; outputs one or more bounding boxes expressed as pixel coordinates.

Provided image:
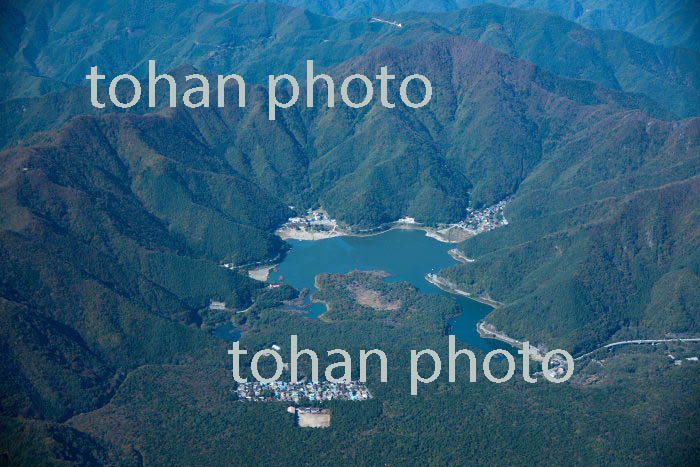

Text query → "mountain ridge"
[1,2,698,118]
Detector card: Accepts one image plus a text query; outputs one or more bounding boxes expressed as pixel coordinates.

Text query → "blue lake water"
[213,324,244,342]
[264,228,505,352]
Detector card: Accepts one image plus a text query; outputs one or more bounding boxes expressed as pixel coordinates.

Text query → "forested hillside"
[2,35,697,392]
[445,173,700,353]
[0,108,290,421]
[58,272,700,464]
[1,2,698,118]
[234,0,700,50]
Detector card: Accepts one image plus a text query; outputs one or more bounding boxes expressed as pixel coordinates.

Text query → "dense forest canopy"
[0,0,698,464]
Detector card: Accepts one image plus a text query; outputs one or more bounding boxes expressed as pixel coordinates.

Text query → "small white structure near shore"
[209,300,226,310]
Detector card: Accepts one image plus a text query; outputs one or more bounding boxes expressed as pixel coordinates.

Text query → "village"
[276,198,512,242]
[454,197,511,234]
[235,380,372,402]
[286,209,338,231]
[276,208,343,240]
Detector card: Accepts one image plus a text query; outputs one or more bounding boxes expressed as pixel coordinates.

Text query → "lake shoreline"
[476,321,545,361]
[269,228,504,350]
[424,273,538,355]
[425,273,502,309]
[276,223,473,244]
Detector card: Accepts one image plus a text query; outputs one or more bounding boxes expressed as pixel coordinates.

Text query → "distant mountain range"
[230,0,700,50]
[1,2,699,118]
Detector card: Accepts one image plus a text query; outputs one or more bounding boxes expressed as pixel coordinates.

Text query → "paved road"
[575,338,700,361]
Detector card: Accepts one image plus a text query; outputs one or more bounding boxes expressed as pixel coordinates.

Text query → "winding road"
[476,319,700,363]
[574,338,700,361]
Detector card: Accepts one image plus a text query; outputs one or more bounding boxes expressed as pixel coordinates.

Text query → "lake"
[263,228,506,352]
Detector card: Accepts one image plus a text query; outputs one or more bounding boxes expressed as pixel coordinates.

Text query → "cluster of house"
[278,199,511,237]
[236,381,372,402]
[285,209,337,229]
[454,198,511,234]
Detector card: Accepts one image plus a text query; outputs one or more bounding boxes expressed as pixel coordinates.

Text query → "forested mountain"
[444,131,700,353]
[2,34,697,379]
[233,0,700,50]
[9,270,700,465]
[471,0,700,51]
[1,2,698,118]
[1,0,698,464]
[0,106,292,420]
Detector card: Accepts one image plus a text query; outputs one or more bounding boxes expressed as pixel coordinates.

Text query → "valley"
[0,0,699,464]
